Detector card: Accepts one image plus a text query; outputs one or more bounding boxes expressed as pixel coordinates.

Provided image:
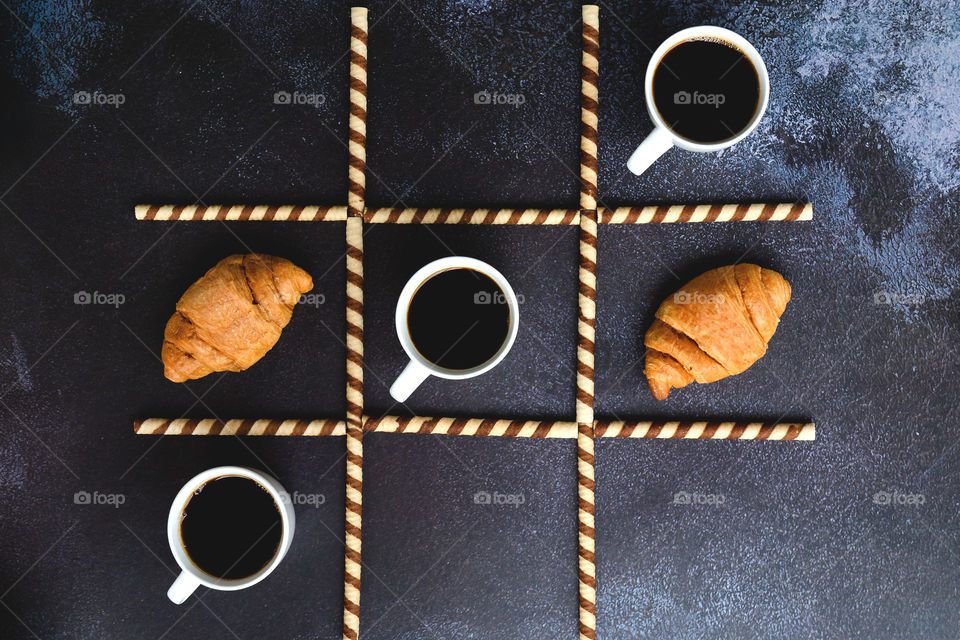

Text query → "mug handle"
[167,571,200,604]
[389,360,431,402]
[627,126,674,176]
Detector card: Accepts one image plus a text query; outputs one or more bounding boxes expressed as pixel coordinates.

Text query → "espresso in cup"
[652,38,761,144]
[407,268,510,370]
[179,475,283,580]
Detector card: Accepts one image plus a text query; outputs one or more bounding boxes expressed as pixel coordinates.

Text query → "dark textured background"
[1,1,958,638]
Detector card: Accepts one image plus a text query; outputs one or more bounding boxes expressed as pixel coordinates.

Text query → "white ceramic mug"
[166,466,295,604]
[626,26,769,176]
[389,256,520,402]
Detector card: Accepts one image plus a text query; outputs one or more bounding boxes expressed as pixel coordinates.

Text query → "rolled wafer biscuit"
[134,203,813,225]
[577,7,600,640]
[134,418,814,440]
[343,10,367,640]
[135,205,348,221]
[593,420,815,440]
[347,6,368,218]
[364,208,579,225]
[362,415,578,438]
[579,9,599,213]
[133,418,345,436]
[598,202,812,224]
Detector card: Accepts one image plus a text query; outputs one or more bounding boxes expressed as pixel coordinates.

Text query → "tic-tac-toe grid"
[132,6,815,639]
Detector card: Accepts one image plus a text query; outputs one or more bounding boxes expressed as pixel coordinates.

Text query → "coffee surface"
[652,38,760,144]
[180,475,283,580]
[407,268,510,370]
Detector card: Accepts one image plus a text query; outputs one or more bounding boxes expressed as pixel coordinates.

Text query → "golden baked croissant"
[162,254,313,382]
[644,264,791,400]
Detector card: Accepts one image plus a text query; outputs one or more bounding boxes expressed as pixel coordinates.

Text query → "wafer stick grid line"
[342,8,367,640]
[134,203,812,224]
[134,417,816,441]
[132,6,816,639]
[576,6,599,639]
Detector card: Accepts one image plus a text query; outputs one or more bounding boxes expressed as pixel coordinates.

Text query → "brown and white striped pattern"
[343,220,365,639]
[345,217,365,428]
[348,7,368,218]
[580,6,599,214]
[135,204,348,221]
[364,208,579,225]
[343,10,367,640]
[577,7,599,640]
[134,418,815,441]
[598,202,812,224]
[133,202,812,225]
[576,209,599,640]
[363,415,578,438]
[594,421,816,441]
[133,418,345,436]
[343,422,363,640]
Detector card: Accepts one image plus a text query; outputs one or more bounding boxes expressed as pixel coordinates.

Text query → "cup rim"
[643,25,769,152]
[166,466,295,591]
[394,256,520,380]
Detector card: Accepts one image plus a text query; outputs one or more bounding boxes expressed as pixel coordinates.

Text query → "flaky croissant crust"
[643,264,791,400]
[162,254,313,382]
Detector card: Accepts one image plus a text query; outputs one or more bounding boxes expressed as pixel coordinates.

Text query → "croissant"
[162,254,313,382]
[644,264,791,400]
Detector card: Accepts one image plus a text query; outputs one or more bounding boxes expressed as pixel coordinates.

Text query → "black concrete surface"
[1,1,958,639]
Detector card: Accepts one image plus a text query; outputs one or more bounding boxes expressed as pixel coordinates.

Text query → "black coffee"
[407,268,510,370]
[652,38,760,144]
[180,475,283,580]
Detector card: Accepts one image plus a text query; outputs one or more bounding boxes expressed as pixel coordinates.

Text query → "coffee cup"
[166,466,295,604]
[389,256,520,402]
[626,26,769,176]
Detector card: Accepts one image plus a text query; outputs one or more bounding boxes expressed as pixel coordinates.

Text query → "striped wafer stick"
[133,417,815,440]
[598,202,812,224]
[594,421,815,440]
[342,10,367,638]
[133,202,813,224]
[345,219,365,426]
[134,204,348,221]
[133,418,345,436]
[348,7,368,218]
[579,10,599,214]
[364,208,579,225]
[362,415,578,438]
[577,7,599,640]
